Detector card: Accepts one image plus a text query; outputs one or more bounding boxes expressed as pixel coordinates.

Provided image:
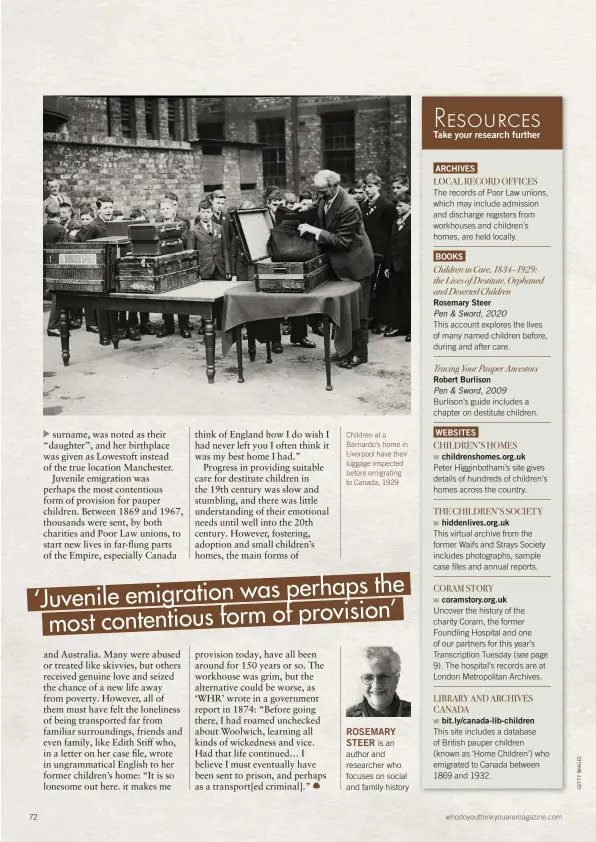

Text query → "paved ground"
[43,304,411,416]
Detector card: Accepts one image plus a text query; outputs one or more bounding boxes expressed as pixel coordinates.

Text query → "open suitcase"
[229,207,329,293]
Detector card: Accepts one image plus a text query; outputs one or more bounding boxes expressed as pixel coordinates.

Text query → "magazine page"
[2,2,595,840]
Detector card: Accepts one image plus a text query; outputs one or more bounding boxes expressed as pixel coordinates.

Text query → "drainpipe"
[291,96,300,193]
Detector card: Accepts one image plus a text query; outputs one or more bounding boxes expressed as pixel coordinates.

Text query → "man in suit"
[298,169,374,368]
[362,173,398,333]
[383,191,411,340]
[43,176,71,222]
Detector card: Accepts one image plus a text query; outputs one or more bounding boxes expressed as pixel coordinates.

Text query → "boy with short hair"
[156,197,192,339]
[83,196,136,343]
[266,188,286,224]
[59,202,78,234]
[157,192,191,227]
[184,199,232,337]
[284,192,298,210]
[74,205,95,241]
[298,190,314,209]
[187,199,231,279]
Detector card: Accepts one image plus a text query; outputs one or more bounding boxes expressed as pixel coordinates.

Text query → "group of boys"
[353,172,411,341]
[43,185,236,342]
[44,170,411,357]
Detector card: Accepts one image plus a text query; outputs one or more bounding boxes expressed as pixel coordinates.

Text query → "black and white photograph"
[345,645,412,718]
[43,96,411,416]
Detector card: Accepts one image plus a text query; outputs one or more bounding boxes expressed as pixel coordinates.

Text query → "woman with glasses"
[346,646,411,717]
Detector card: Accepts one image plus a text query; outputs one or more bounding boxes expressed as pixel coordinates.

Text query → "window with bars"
[256,117,286,187]
[167,98,178,140]
[145,97,157,140]
[119,97,135,138]
[197,121,224,155]
[322,111,355,183]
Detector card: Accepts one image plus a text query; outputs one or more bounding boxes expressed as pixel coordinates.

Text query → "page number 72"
[29,814,38,821]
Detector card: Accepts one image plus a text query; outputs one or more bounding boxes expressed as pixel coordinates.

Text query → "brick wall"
[43,142,204,217]
[43,96,409,216]
[51,96,108,137]
[252,96,292,111]
[157,99,169,143]
[355,105,391,186]
[43,138,263,217]
[300,95,373,107]
[297,112,323,190]
[216,95,410,193]
[194,97,224,117]
[389,96,411,179]
[222,148,263,208]
[223,97,259,143]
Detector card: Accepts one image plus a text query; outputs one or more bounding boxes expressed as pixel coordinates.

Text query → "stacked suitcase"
[229,207,329,293]
[44,223,200,297]
[127,221,187,256]
[116,222,198,293]
[116,251,199,294]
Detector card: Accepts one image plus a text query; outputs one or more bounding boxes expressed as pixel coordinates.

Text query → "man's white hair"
[362,646,401,675]
[315,169,341,187]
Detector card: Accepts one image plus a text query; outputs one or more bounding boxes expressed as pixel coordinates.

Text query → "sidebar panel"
[421,97,563,788]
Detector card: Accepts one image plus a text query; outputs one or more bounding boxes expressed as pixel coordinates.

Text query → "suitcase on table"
[130,237,185,257]
[44,237,130,294]
[253,254,328,293]
[116,250,199,294]
[229,207,329,293]
[127,222,186,241]
[127,221,187,256]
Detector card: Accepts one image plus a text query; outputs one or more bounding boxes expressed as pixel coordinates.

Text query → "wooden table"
[53,280,236,384]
